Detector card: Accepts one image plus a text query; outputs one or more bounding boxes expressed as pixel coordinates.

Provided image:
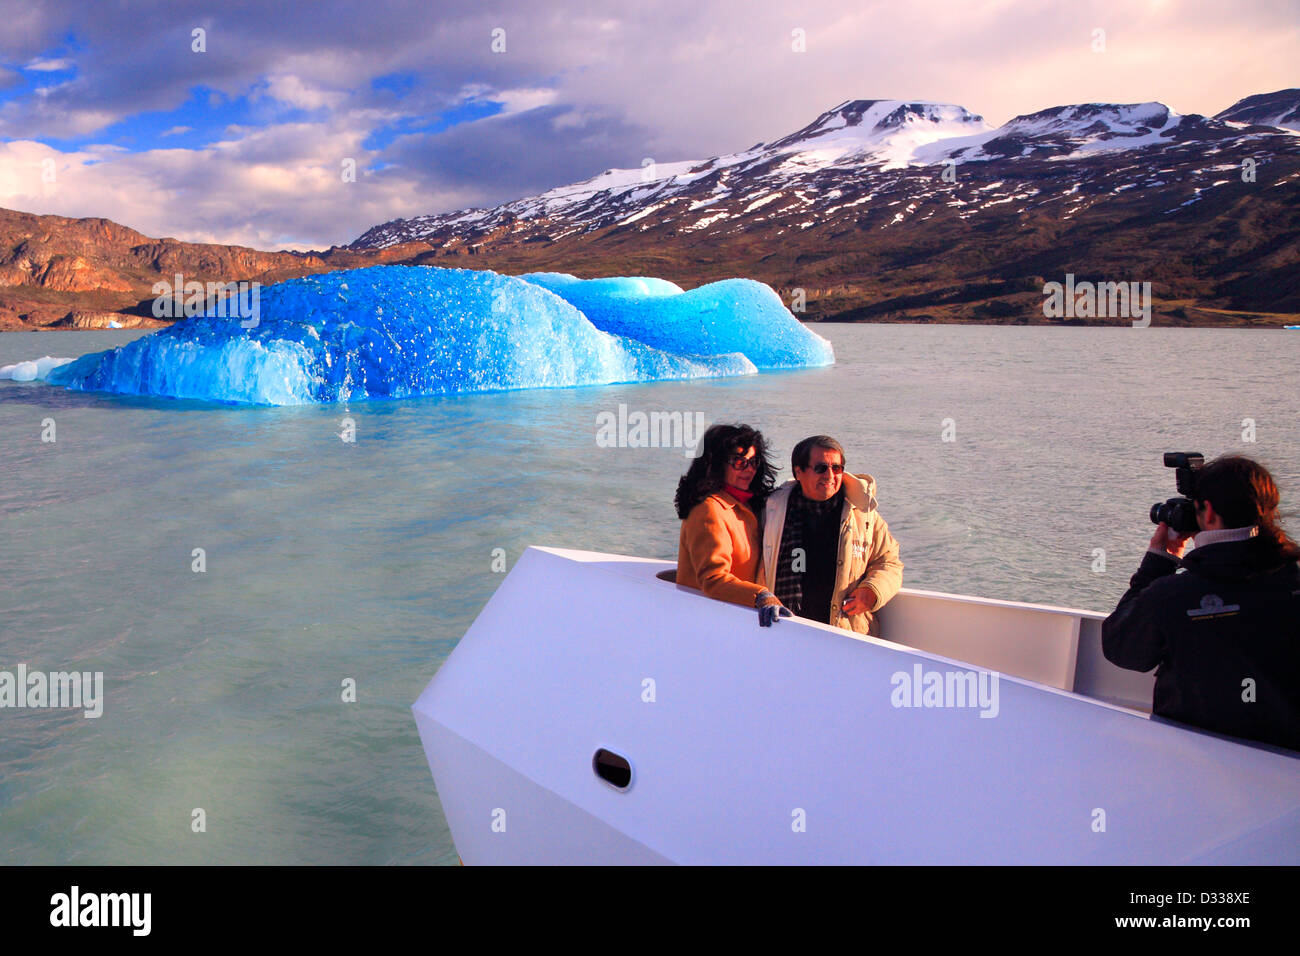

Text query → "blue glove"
[755,590,790,627]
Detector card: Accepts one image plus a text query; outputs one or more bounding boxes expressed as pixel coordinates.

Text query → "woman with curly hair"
[674,423,787,626]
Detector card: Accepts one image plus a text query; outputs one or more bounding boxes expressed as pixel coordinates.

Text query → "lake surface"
[1,324,1297,864]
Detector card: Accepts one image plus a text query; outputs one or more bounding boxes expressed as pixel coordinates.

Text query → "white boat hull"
[413,547,1300,864]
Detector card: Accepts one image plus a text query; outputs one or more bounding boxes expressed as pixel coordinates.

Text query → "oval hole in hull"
[593,748,633,790]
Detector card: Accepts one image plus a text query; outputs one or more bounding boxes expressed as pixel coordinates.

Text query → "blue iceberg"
[36,265,832,406]
[522,273,831,370]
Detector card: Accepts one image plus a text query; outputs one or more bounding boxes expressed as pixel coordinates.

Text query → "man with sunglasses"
[758,436,903,635]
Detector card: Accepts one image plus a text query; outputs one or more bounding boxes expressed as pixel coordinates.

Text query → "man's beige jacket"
[761,472,903,634]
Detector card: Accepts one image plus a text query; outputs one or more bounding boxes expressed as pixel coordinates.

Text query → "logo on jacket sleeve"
[1186,594,1240,619]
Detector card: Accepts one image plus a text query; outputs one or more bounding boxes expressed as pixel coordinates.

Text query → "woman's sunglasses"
[729,455,759,471]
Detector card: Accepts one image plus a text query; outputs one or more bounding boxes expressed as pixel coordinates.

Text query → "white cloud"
[489,87,560,116]
[24,56,72,71]
[3,101,118,138]
[0,125,466,250]
[260,74,347,111]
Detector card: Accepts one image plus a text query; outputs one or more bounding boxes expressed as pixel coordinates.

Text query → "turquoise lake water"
[1,324,1297,863]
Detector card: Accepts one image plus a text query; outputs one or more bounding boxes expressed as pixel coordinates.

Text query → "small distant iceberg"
[5,266,832,406]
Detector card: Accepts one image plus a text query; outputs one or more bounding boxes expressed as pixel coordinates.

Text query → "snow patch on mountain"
[764,99,993,170]
[925,102,1186,164]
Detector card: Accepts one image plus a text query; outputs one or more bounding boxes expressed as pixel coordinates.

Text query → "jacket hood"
[843,472,879,512]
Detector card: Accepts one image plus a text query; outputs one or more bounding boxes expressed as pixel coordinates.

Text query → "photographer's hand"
[1148,521,1191,559]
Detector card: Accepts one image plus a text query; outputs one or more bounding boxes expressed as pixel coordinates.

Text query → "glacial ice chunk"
[0,356,73,382]
[20,265,831,406]
[520,272,834,369]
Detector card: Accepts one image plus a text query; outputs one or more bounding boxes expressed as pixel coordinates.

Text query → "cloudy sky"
[1,0,1295,250]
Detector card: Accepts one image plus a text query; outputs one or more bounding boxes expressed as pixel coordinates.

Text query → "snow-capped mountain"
[353,99,993,248]
[343,91,1300,325]
[351,92,1300,253]
[926,102,1189,162]
[758,99,992,168]
[1214,89,1300,132]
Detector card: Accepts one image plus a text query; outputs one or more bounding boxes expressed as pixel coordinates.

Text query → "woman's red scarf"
[724,484,754,503]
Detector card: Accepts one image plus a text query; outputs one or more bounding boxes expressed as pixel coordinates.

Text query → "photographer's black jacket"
[1102,540,1300,752]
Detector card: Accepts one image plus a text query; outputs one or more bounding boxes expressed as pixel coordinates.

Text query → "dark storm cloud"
[378,103,659,208]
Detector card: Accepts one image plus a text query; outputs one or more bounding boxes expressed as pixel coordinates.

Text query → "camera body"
[1150,452,1204,536]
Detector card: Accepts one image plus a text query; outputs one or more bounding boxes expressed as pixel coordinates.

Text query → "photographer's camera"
[1149,452,1204,536]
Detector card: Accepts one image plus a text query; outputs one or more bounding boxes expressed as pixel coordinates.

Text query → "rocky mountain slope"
[1214,89,1300,132]
[0,209,388,330]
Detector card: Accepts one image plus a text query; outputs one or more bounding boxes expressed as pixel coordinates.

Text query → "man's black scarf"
[774,486,842,615]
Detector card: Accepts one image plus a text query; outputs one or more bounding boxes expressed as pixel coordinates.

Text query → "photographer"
[1102,455,1300,751]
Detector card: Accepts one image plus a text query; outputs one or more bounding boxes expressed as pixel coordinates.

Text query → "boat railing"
[876,589,1155,713]
[652,561,1156,714]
